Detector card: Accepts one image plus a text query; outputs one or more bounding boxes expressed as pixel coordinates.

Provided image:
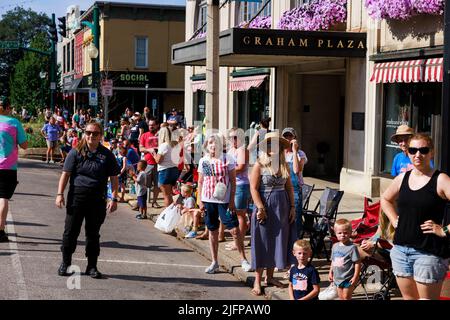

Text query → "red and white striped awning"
[370,59,425,83]
[229,74,267,91]
[424,57,443,82]
[191,80,206,92]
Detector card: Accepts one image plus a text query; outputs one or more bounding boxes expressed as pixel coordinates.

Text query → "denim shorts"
[390,245,449,284]
[158,167,180,186]
[335,279,352,288]
[203,202,239,232]
[235,184,250,210]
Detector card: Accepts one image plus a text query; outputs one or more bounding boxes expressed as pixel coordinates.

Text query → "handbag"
[318,282,338,300]
[154,204,182,233]
[210,154,228,201]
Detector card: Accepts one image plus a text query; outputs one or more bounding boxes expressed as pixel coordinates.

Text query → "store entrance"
[290,73,346,182]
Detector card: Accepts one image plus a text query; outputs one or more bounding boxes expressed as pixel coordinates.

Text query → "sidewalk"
[129,177,394,300]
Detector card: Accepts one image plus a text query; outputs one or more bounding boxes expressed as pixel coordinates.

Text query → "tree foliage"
[0,7,50,96]
[9,33,50,114]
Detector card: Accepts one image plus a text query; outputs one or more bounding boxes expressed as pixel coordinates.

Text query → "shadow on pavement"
[106,274,247,287]
[8,221,49,227]
[14,192,53,198]
[101,241,193,253]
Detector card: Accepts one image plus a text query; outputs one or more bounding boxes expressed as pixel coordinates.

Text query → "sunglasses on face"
[408,147,430,155]
[85,130,101,137]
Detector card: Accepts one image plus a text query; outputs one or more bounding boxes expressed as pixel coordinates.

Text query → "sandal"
[196,232,209,240]
[264,278,286,288]
[251,287,262,296]
[225,243,237,251]
[151,202,162,209]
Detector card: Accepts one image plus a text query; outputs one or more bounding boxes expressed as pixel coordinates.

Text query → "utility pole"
[93,5,100,115]
[205,0,220,131]
[50,14,57,112]
[442,0,450,174]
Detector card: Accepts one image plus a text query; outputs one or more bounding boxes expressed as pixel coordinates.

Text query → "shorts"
[0,170,18,199]
[235,184,250,210]
[158,167,180,186]
[390,245,449,284]
[203,202,239,232]
[60,145,72,153]
[118,172,127,185]
[47,140,57,148]
[335,279,353,288]
[137,194,147,208]
[146,165,159,189]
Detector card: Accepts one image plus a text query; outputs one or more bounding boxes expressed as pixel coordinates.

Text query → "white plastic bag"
[154,204,182,233]
[213,181,227,201]
[318,282,338,300]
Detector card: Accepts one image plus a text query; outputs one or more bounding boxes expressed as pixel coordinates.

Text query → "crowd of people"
[0,95,449,300]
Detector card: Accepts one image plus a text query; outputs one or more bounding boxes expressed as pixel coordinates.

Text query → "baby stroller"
[356,238,396,300]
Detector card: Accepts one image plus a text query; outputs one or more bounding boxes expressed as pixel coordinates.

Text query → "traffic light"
[48,21,58,42]
[58,17,67,38]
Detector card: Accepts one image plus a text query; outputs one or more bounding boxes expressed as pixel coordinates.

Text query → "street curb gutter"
[146,212,288,300]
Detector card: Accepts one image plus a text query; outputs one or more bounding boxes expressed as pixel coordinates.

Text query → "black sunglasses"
[408,147,430,155]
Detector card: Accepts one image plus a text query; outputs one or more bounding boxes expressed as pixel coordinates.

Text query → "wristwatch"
[443,225,449,236]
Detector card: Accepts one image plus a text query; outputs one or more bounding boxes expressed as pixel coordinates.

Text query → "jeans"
[294,187,303,239]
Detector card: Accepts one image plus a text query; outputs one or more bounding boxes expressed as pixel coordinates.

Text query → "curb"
[144,207,289,300]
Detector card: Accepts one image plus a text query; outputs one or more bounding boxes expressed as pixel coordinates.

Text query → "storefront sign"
[234,28,366,58]
[105,71,166,88]
[63,75,74,91]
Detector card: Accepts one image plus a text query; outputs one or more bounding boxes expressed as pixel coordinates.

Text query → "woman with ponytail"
[55,121,120,279]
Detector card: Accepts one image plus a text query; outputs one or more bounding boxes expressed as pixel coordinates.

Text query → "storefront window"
[381,83,441,174]
[235,79,269,130]
[194,90,206,123]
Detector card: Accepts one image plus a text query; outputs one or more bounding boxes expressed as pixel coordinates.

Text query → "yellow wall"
[100,18,185,89]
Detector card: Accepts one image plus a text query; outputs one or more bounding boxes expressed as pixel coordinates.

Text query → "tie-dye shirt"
[0,115,27,170]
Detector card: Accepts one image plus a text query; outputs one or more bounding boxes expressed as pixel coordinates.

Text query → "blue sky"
[0,0,186,18]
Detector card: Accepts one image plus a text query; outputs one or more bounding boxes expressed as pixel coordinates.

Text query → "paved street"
[0,159,261,300]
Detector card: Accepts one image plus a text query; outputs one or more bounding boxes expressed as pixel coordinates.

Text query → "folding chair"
[355,238,396,300]
[351,197,381,244]
[301,183,315,211]
[303,187,344,261]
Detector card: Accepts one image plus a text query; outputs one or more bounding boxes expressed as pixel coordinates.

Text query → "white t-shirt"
[198,154,235,204]
[157,142,181,171]
[183,196,196,209]
[135,171,147,197]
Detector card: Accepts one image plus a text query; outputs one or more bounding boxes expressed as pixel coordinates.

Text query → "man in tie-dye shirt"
[0,97,28,242]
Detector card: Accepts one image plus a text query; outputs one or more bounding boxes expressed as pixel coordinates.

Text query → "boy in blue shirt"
[288,240,320,300]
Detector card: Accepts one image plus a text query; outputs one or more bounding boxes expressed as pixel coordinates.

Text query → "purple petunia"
[277,0,347,31]
[365,0,444,20]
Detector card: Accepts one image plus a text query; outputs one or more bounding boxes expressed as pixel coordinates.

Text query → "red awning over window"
[229,74,267,91]
[191,80,206,92]
[424,57,443,82]
[370,57,443,83]
[370,59,425,83]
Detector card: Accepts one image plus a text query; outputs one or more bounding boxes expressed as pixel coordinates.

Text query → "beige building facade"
[175,0,445,197]
[61,2,186,121]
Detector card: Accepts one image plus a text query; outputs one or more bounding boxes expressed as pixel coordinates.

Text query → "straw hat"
[391,125,414,143]
[258,131,290,151]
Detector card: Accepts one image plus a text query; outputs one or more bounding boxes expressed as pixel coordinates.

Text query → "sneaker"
[182,226,191,234]
[241,259,252,272]
[204,261,219,274]
[136,214,146,219]
[49,160,55,164]
[185,231,197,239]
[0,230,9,243]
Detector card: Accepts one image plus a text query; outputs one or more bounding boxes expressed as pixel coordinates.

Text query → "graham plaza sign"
[172,28,367,67]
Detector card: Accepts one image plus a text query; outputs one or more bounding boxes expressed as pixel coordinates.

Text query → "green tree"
[9,33,50,114]
[0,7,50,97]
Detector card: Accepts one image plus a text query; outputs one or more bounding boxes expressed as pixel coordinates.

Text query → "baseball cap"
[282,127,297,138]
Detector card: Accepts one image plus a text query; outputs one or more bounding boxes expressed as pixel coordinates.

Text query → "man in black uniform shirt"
[55,121,120,278]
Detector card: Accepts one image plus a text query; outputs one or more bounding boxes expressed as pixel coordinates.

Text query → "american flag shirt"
[198,154,235,204]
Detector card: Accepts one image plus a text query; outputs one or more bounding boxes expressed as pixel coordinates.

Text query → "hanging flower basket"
[277,0,347,31]
[365,0,444,20]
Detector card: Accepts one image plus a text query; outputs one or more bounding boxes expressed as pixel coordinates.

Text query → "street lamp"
[88,42,99,60]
